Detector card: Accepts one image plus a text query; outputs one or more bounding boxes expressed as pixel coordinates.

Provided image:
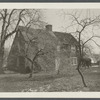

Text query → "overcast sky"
[41,9,100,54]
[5,9,100,54]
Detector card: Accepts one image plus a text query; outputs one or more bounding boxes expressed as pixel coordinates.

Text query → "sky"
[5,9,100,54]
[41,9,100,54]
[42,9,100,31]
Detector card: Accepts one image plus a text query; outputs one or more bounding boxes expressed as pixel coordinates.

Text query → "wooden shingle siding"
[7,25,78,74]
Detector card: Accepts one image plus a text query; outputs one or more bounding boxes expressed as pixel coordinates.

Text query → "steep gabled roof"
[18,26,58,49]
[18,26,77,46]
[54,31,78,45]
[18,26,43,42]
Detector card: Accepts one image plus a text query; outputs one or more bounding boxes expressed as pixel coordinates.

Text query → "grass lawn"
[0,67,100,92]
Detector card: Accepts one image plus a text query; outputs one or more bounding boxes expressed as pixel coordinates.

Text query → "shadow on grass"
[0,72,73,83]
[28,73,73,82]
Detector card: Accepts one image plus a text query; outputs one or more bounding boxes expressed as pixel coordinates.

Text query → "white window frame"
[71,45,76,52]
[71,57,77,65]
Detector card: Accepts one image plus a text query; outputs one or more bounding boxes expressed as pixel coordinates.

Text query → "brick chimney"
[45,25,52,31]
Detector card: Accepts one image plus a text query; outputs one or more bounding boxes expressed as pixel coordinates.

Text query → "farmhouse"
[7,25,78,74]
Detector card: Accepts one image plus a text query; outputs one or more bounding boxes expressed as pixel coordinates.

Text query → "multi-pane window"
[61,44,69,51]
[71,57,77,65]
[71,45,76,52]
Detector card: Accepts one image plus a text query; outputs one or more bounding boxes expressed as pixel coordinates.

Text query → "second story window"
[71,45,76,52]
[57,45,60,52]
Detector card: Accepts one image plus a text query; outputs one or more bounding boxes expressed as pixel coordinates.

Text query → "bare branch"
[4,9,25,40]
[5,9,16,33]
[68,13,84,28]
[91,39,100,47]
[83,36,94,46]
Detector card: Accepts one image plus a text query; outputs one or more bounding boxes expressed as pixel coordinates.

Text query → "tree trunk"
[29,70,32,78]
[0,47,4,74]
[77,60,87,87]
[33,61,41,72]
[29,63,33,78]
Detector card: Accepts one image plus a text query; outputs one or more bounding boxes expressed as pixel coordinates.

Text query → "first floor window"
[71,57,77,65]
[71,45,76,52]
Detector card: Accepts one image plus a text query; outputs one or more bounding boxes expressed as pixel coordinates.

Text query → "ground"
[0,65,100,92]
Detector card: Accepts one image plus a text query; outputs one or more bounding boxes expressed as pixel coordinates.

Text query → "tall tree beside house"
[63,11,100,87]
[0,9,43,74]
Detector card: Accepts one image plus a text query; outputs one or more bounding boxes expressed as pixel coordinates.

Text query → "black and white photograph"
[1,3,100,96]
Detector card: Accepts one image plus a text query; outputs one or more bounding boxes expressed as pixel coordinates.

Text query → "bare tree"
[22,39,47,78]
[18,29,45,78]
[64,11,100,87]
[0,9,42,74]
[18,26,56,78]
